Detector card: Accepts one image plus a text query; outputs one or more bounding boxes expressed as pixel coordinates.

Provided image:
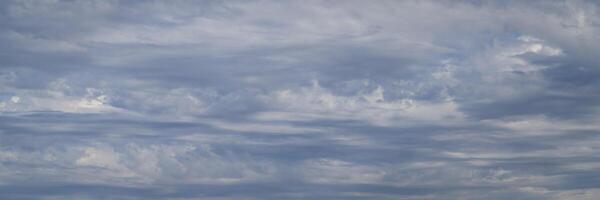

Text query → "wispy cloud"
[1,0,600,199]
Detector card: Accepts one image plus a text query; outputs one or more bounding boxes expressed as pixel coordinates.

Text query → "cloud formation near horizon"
[2,0,600,199]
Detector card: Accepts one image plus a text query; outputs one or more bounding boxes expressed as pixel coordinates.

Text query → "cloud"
[2,0,600,199]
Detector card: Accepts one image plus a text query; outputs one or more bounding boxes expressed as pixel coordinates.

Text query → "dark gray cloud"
[1,0,600,199]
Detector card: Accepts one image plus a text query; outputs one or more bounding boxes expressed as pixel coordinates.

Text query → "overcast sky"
[1,0,600,199]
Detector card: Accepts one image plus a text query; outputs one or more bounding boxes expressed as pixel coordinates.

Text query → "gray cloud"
[1,0,600,199]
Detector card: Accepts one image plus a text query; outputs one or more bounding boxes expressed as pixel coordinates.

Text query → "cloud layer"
[2,0,600,199]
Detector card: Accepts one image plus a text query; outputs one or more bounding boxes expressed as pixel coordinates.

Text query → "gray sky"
[2,0,600,199]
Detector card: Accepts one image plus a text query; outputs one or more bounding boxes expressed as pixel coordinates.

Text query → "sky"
[1,0,600,199]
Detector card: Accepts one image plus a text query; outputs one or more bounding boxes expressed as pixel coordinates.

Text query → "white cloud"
[261,79,465,126]
[301,158,385,184]
[76,147,125,170]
